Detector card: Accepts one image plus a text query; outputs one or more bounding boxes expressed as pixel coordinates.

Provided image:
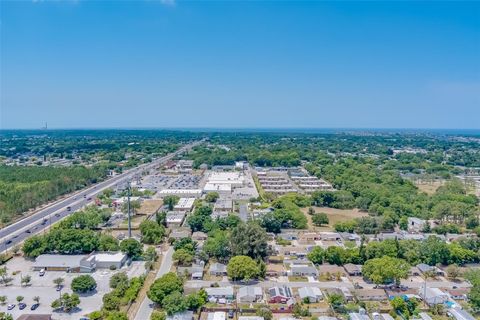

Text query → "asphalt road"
[0,140,202,252]
[134,246,174,320]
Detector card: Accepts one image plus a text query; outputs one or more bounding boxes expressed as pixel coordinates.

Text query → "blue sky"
[1,1,479,129]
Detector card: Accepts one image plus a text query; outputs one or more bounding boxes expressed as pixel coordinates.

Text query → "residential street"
[134,247,174,320]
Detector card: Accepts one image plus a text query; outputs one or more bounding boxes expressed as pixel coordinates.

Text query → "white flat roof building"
[93,252,128,269]
[174,198,196,211]
[159,189,202,198]
[208,312,226,320]
[203,183,231,194]
[207,171,245,187]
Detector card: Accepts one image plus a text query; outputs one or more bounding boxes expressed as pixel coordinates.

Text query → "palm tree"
[53,277,64,288]
[33,296,40,305]
[16,296,24,303]
[21,275,31,287]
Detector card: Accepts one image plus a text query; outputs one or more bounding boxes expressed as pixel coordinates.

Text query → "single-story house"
[355,289,387,302]
[298,232,320,244]
[344,263,362,276]
[166,211,187,226]
[177,263,204,279]
[419,287,449,305]
[416,264,444,276]
[237,286,263,303]
[318,264,346,278]
[170,229,192,240]
[446,288,469,300]
[266,263,286,277]
[207,312,226,320]
[289,264,318,277]
[378,232,402,241]
[209,262,227,276]
[238,317,264,320]
[410,266,421,276]
[167,311,194,320]
[372,313,394,320]
[319,232,342,241]
[192,231,208,241]
[268,286,293,303]
[33,254,95,273]
[278,232,298,241]
[17,315,52,320]
[403,234,425,241]
[93,252,128,269]
[205,287,234,301]
[408,217,426,233]
[325,288,354,302]
[298,287,323,303]
[349,313,370,320]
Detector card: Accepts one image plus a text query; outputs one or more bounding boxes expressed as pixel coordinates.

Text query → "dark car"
[19,303,27,310]
[6,240,12,245]
[228,310,234,318]
[30,303,39,310]
[25,229,31,233]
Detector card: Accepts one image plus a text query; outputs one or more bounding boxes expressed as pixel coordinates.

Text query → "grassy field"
[415,180,445,195]
[137,199,163,215]
[301,207,369,230]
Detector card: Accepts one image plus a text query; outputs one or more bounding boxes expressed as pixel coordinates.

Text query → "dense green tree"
[307,246,325,265]
[227,255,260,281]
[110,272,129,289]
[120,238,143,259]
[163,196,180,210]
[363,256,410,285]
[205,192,219,203]
[173,249,194,266]
[202,230,231,261]
[71,275,97,293]
[140,220,165,244]
[162,291,187,315]
[147,272,183,305]
[312,213,329,226]
[230,222,269,259]
[51,293,80,312]
[98,234,120,251]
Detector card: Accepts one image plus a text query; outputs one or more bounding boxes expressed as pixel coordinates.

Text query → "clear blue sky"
[1,1,479,129]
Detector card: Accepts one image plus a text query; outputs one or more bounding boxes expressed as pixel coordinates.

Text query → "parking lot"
[0,257,146,319]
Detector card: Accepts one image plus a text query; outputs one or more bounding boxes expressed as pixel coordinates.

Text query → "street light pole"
[127,181,132,238]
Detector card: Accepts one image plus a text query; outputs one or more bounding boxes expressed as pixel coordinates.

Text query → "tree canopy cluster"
[147,272,207,315]
[307,236,480,267]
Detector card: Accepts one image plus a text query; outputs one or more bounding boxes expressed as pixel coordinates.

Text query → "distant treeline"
[0,164,111,224]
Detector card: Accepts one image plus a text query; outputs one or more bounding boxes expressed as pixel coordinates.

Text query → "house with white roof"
[298,287,323,302]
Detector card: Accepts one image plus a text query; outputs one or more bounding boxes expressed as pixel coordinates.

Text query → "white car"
[39,268,46,276]
[7,304,15,310]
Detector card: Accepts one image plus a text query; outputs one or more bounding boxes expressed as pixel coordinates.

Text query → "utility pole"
[127,181,132,238]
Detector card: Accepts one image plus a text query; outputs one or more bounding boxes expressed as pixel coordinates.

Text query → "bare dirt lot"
[301,207,369,230]
[137,199,163,215]
[414,180,445,195]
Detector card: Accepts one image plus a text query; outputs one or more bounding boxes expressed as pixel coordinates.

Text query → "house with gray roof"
[237,286,263,303]
[209,262,227,276]
[298,287,323,302]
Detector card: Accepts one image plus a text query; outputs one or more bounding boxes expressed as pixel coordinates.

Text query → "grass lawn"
[414,180,445,195]
[288,275,308,282]
[137,199,163,215]
[119,214,147,228]
[301,207,369,230]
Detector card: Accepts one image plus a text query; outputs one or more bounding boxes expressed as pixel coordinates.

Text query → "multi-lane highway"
[0,140,202,252]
